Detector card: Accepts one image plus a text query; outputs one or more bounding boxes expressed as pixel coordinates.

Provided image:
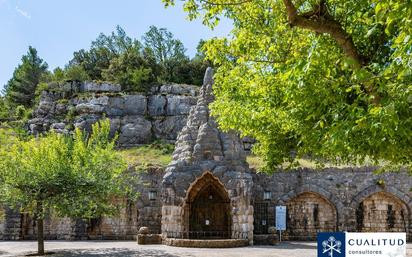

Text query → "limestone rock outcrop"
[28,81,199,147]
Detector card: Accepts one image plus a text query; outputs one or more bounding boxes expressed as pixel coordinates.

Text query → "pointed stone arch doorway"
[183,172,231,239]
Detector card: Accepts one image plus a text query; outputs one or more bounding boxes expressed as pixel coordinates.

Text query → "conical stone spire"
[161,68,254,244]
[169,67,246,167]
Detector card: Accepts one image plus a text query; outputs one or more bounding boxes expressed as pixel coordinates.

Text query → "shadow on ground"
[255,242,317,250]
[39,248,184,257]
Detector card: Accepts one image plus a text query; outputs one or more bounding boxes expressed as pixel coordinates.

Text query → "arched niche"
[285,192,337,240]
[356,191,410,233]
[182,171,231,239]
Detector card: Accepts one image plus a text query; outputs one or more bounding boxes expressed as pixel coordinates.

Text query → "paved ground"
[0,241,411,257]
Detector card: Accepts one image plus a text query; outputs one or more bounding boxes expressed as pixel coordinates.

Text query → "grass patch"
[246,154,373,172]
[118,142,173,168]
[246,154,265,171]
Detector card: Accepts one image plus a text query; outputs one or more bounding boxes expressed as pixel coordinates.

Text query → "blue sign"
[317,232,345,257]
[275,205,286,231]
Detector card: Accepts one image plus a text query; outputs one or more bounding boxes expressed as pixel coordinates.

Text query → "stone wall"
[1,167,411,242]
[1,167,164,240]
[252,167,412,240]
[357,192,409,233]
[284,192,337,239]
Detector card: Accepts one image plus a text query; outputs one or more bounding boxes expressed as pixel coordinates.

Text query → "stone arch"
[279,184,344,226]
[282,191,338,240]
[352,190,410,236]
[182,171,232,239]
[350,185,411,211]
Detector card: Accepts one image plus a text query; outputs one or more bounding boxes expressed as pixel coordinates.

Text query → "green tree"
[0,96,11,121]
[0,120,132,255]
[102,44,154,91]
[51,67,66,82]
[164,0,412,171]
[64,65,90,81]
[69,26,139,80]
[143,25,190,83]
[3,46,48,107]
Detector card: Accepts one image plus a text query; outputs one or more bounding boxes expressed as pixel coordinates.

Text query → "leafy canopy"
[69,25,208,89]
[0,119,132,219]
[163,0,412,171]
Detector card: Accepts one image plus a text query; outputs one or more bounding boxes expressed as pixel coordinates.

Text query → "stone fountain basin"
[164,238,249,248]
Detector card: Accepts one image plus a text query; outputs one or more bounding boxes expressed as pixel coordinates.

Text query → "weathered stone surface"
[74,114,101,133]
[166,95,196,116]
[152,116,187,141]
[27,84,201,147]
[2,167,411,242]
[137,234,162,244]
[118,116,152,146]
[148,95,166,116]
[159,84,198,96]
[76,103,104,114]
[124,95,147,115]
[138,227,150,235]
[81,82,121,92]
[162,68,255,245]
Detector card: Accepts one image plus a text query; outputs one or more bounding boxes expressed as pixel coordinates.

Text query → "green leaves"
[0,119,130,219]
[166,0,412,172]
[68,25,207,88]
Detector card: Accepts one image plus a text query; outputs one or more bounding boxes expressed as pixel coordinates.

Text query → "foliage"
[64,65,90,81]
[101,46,153,92]
[0,119,132,216]
[69,26,136,81]
[3,46,48,108]
[68,25,208,89]
[143,25,189,83]
[0,119,133,254]
[0,96,11,120]
[164,0,412,172]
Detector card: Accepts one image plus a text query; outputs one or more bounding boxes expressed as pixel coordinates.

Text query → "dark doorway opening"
[186,173,231,239]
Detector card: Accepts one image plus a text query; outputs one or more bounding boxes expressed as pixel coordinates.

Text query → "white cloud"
[15,6,31,19]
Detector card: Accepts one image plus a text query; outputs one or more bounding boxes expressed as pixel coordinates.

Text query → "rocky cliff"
[28,81,199,147]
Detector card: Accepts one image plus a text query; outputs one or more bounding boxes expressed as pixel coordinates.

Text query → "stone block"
[124,95,147,115]
[148,95,166,116]
[81,82,121,92]
[137,234,162,244]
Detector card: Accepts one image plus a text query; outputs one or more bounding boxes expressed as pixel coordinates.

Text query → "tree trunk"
[36,202,45,255]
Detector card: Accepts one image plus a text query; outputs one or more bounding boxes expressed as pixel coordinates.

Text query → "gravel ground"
[0,241,411,257]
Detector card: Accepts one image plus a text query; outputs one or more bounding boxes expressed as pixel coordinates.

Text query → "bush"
[65,65,90,81]
[15,105,26,119]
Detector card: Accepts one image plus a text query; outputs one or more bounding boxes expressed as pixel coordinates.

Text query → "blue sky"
[0,0,232,91]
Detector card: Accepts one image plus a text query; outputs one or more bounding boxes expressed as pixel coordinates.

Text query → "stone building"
[0,69,411,244]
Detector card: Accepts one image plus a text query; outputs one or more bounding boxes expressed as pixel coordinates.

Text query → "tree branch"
[282,0,365,68]
[199,0,252,6]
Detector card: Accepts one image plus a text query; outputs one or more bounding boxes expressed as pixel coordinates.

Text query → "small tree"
[3,46,48,108]
[0,120,132,255]
[143,25,189,83]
